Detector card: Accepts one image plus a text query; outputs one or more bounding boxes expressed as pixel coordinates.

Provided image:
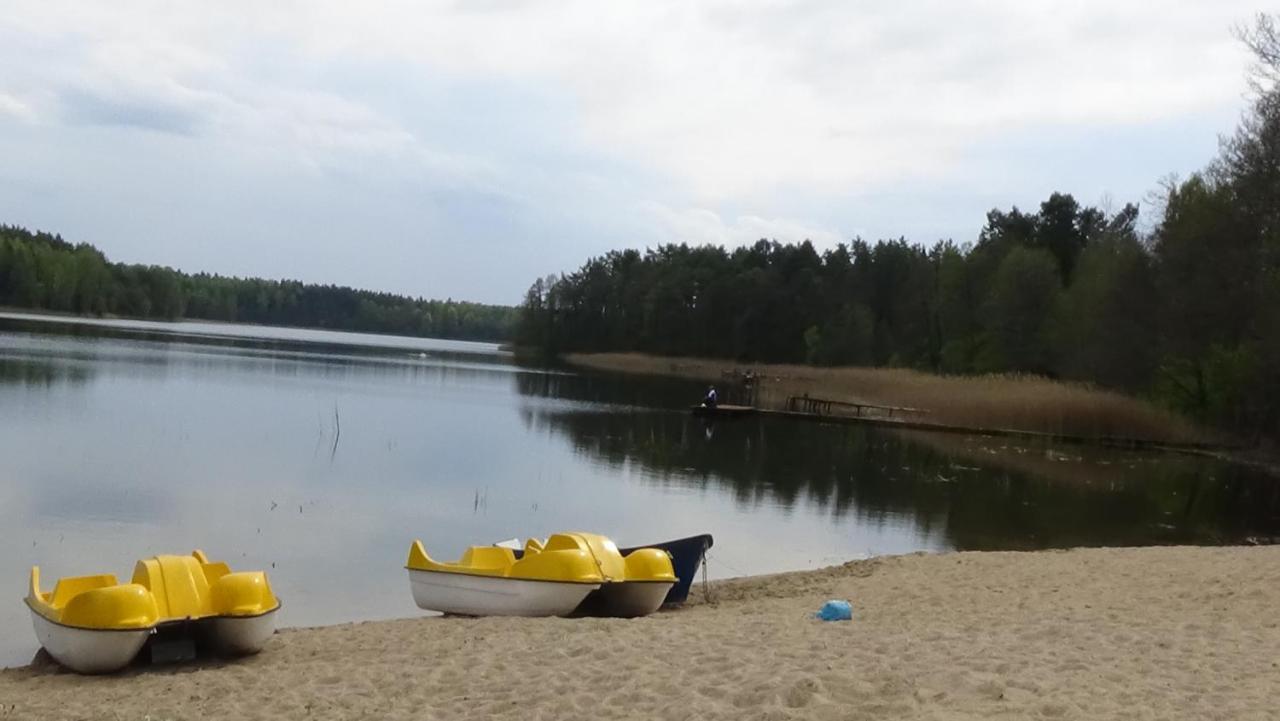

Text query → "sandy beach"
[2,545,1277,720]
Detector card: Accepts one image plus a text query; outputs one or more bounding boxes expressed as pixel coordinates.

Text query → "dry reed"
[564,352,1209,444]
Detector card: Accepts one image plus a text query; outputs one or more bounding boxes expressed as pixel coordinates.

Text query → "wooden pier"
[784,394,925,418]
[690,403,757,418]
[688,395,1235,455]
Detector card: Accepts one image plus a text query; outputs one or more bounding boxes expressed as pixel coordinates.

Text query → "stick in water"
[330,404,341,461]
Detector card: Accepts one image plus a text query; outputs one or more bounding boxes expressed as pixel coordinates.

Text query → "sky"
[0,1,1264,305]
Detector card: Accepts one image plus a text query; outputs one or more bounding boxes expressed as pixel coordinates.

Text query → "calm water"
[2,311,1278,666]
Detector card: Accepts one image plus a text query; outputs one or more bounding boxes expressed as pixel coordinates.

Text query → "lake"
[2,311,1278,666]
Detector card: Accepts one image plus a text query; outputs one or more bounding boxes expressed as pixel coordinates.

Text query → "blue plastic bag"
[815,599,853,621]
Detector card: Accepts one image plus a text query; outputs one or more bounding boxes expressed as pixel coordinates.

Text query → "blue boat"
[619,534,713,607]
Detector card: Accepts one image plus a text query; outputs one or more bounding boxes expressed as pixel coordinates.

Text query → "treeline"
[0,226,516,342]
[517,15,1280,437]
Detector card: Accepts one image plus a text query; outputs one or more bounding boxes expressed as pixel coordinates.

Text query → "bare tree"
[1235,13,1279,94]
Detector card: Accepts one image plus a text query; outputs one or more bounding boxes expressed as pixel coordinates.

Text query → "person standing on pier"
[703,386,718,409]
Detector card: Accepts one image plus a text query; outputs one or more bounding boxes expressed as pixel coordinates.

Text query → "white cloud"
[240,0,1256,200]
[0,1,1263,301]
[2,1,1258,202]
[643,201,842,248]
[0,92,36,123]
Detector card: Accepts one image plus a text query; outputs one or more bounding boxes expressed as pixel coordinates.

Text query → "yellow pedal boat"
[26,550,280,673]
[407,532,676,618]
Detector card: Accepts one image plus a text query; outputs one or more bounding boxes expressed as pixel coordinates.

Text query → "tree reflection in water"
[516,370,1280,551]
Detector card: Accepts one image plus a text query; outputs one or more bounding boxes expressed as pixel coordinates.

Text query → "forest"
[516,16,1280,438]
[0,226,516,342]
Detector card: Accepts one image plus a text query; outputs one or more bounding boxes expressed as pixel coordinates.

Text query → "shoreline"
[563,352,1222,448]
[3,545,1277,719]
[0,307,508,347]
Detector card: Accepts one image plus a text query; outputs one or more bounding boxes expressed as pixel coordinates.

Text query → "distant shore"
[0,308,504,348]
[3,545,1277,720]
[565,352,1214,447]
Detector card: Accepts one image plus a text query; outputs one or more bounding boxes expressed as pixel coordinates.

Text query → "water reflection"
[0,311,503,359]
[3,312,1278,669]
[0,316,526,393]
[516,376,1280,550]
[0,356,93,387]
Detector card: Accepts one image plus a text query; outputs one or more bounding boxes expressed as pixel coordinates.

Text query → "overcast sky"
[0,1,1262,304]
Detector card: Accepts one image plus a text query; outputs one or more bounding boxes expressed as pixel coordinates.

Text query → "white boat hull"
[601,581,676,618]
[28,610,151,674]
[210,610,278,655]
[28,605,278,672]
[577,581,676,618]
[408,569,599,617]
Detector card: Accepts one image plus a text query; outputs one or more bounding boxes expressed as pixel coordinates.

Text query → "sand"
[2,545,1277,720]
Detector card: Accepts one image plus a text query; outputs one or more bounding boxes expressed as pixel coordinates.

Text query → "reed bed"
[564,352,1209,445]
